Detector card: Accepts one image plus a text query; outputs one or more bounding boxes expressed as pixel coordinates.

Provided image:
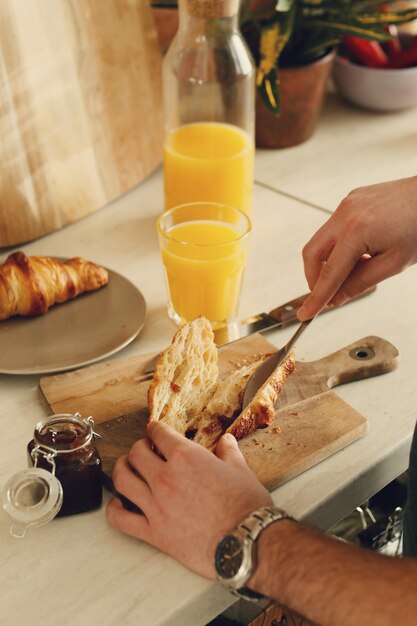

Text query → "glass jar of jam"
[2,413,102,538]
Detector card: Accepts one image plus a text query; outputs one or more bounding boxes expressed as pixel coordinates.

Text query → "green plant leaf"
[305,20,390,40]
[258,68,281,115]
[303,37,340,59]
[256,1,297,114]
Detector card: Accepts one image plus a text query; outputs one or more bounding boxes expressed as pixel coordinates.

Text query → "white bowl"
[332,54,417,112]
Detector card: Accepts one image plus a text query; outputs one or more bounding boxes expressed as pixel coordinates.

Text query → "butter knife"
[212,286,375,345]
[143,287,376,374]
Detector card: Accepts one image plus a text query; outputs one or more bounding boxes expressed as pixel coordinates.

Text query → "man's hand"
[106,422,272,578]
[297,176,417,320]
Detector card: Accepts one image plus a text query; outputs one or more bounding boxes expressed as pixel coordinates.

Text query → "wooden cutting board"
[39,334,398,491]
[0,0,163,246]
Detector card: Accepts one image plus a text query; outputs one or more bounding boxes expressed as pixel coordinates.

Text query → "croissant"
[0,251,109,320]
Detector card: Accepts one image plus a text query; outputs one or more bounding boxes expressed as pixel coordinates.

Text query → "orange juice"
[164,122,254,215]
[160,219,249,326]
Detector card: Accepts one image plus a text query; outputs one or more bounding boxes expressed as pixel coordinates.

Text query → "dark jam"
[27,417,102,517]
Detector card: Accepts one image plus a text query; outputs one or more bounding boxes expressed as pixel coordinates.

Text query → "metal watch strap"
[237,506,291,544]
[225,506,293,602]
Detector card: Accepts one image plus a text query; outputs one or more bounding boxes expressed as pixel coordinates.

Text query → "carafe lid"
[2,468,63,538]
[179,0,240,18]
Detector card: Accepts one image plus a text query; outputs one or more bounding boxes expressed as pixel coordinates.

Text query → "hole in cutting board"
[350,347,375,361]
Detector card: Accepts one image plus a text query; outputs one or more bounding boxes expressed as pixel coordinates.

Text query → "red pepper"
[383,24,402,57]
[343,36,388,68]
[385,35,417,68]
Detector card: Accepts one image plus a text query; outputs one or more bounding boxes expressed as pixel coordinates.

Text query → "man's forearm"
[248,520,417,626]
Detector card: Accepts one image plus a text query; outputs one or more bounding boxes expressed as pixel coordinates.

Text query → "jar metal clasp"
[86,415,102,440]
[31,444,58,474]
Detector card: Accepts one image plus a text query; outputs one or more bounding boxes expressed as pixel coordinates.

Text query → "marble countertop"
[255,88,417,213]
[1,92,417,626]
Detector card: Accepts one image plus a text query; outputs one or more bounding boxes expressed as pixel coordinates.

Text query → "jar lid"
[2,468,63,538]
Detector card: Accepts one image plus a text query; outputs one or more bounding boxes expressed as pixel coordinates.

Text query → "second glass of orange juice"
[157,202,251,328]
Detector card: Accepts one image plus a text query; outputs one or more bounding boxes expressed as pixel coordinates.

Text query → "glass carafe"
[163,0,255,215]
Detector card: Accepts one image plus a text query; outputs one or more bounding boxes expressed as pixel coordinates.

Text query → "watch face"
[215,534,244,580]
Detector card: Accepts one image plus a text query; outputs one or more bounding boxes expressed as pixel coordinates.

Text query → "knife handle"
[268,286,377,327]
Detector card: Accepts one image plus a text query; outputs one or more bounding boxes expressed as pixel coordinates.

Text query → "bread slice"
[147,317,295,450]
[147,316,218,433]
[191,356,270,450]
[226,351,295,441]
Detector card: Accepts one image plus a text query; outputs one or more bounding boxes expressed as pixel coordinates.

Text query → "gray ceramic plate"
[0,267,146,375]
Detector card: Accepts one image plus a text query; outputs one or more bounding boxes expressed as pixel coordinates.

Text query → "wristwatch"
[214,506,293,602]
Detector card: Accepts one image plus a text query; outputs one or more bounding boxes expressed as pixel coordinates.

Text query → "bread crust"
[0,251,108,320]
[226,352,296,441]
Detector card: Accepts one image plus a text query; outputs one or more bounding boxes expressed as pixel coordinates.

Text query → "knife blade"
[241,318,313,409]
[142,287,376,374]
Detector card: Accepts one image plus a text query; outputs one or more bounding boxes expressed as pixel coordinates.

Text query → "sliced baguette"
[147,316,296,450]
[147,316,218,434]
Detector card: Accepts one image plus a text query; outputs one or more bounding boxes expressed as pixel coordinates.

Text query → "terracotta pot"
[255,49,335,149]
[152,8,179,52]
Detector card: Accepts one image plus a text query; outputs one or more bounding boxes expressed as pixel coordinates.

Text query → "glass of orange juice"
[157,202,251,328]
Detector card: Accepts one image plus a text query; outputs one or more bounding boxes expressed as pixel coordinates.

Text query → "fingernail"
[297,305,308,321]
[331,295,346,307]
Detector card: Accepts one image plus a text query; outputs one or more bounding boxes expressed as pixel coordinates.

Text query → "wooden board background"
[0,0,164,246]
[39,334,398,492]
